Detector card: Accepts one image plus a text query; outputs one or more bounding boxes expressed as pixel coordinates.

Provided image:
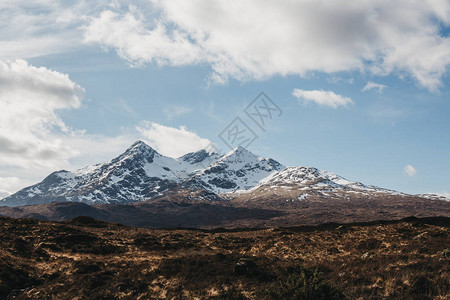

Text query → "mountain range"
[0,141,449,228]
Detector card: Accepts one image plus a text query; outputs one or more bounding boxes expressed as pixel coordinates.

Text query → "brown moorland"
[1,192,449,229]
[0,216,449,299]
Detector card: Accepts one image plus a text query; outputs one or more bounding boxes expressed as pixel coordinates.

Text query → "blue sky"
[0,0,449,197]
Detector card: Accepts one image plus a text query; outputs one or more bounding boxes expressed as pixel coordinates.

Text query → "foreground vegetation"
[0,216,449,299]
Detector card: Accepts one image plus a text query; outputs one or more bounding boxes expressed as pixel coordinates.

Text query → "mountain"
[1,140,449,227]
[1,141,285,206]
[0,141,221,206]
[185,146,285,193]
[239,166,403,202]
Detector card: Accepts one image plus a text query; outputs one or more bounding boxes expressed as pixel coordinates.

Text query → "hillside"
[0,192,449,229]
[1,216,449,299]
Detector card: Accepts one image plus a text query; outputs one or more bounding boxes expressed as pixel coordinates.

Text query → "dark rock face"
[208,178,237,189]
[204,165,227,174]
[180,149,210,164]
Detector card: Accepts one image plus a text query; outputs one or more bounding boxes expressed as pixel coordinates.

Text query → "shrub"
[262,267,345,300]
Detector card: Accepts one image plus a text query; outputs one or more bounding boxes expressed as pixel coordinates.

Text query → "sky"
[0,0,449,198]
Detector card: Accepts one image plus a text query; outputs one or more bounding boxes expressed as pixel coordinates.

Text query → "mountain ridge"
[1,141,282,206]
[0,140,447,207]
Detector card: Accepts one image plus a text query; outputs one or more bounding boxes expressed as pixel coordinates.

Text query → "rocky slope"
[184,146,285,193]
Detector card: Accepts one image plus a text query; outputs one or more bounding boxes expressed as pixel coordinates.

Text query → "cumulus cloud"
[164,105,192,120]
[0,177,24,199]
[292,89,353,108]
[136,122,211,157]
[362,82,387,93]
[0,1,106,60]
[0,59,84,169]
[404,164,417,177]
[83,0,450,90]
[3,1,450,90]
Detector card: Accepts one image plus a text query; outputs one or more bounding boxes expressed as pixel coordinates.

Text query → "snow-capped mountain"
[226,166,405,204]
[185,146,285,193]
[0,141,221,206]
[254,166,401,195]
[0,140,422,207]
[0,141,284,206]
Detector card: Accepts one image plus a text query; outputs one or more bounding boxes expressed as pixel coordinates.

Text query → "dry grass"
[0,216,449,299]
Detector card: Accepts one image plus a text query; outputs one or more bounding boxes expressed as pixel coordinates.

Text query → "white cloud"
[84,9,204,68]
[0,60,147,197]
[2,1,449,91]
[362,82,387,93]
[0,177,24,199]
[164,105,192,120]
[0,59,84,169]
[404,164,417,177]
[0,1,104,60]
[292,89,353,108]
[0,59,87,197]
[84,0,450,90]
[136,122,211,157]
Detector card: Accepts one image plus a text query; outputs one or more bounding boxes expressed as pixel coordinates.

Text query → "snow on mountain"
[179,149,222,174]
[0,141,425,207]
[0,141,221,206]
[254,166,402,195]
[187,146,285,193]
[416,193,450,201]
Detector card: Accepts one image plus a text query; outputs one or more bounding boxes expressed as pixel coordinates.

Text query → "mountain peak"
[235,145,248,151]
[223,146,254,159]
[129,140,152,150]
[234,145,247,152]
[111,140,159,165]
[124,140,157,155]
